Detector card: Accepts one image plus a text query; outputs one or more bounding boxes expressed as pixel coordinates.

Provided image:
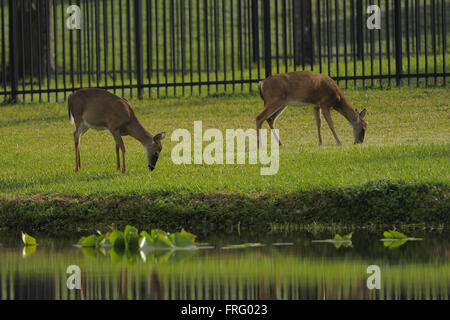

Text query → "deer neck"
[335,96,359,128]
[127,117,153,146]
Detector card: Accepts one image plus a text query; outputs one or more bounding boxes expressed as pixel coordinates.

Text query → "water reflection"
[0,232,448,300]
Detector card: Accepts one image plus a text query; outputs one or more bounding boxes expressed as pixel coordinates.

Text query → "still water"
[0,230,448,300]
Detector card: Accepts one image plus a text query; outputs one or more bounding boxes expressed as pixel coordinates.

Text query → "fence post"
[263,0,271,78]
[356,0,364,60]
[134,0,143,99]
[251,0,259,63]
[8,0,18,102]
[394,0,402,86]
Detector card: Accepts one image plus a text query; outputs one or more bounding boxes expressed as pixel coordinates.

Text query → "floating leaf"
[110,230,126,250]
[222,243,264,250]
[124,225,140,251]
[22,245,36,258]
[383,230,407,239]
[21,232,37,246]
[78,234,101,248]
[170,229,197,249]
[333,233,352,241]
[383,240,408,249]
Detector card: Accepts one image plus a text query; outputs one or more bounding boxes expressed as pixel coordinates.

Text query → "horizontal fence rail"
[0,0,449,103]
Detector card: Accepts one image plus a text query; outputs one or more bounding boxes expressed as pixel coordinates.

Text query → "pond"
[0,230,448,300]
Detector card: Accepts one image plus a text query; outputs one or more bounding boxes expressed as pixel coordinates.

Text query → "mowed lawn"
[0,87,449,196]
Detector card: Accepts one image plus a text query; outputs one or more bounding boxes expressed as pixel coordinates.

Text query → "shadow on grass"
[0,171,121,193]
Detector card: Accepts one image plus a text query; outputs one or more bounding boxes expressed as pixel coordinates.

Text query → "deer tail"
[68,95,75,125]
[258,81,265,102]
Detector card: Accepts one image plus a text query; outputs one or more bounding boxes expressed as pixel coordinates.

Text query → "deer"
[68,88,166,173]
[256,70,367,147]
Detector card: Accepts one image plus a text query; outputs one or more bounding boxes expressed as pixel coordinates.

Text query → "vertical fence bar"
[134,0,143,98]
[344,0,348,88]
[37,0,42,101]
[111,0,116,93]
[283,0,288,72]
[386,0,391,86]
[95,0,100,88]
[163,0,168,96]
[263,0,271,78]
[170,0,176,96]
[155,0,160,97]
[120,0,125,96]
[356,0,363,60]
[406,0,411,85]
[53,0,58,101]
[275,0,279,74]
[189,0,193,95]
[231,0,236,92]
[181,0,186,95]
[77,0,82,89]
[326,0,331,76]
[222,0,226,91]
[146,0,152,97]
[103,0,108,89]
[126,0,133,96]
[1,0,5,97]
[432,0,437,85]
[238,0,243,90]
[335,0,340,84]
[423,0,428,86]
[317,0,322,74]
[8,0,18,102]
[442,0,447,85]
[45,1,50,101]
[247,0,252,90]
[20,0,25,101]
[394,0,402,86]
[251,0,259,63]
[196,0,201,95]
[204,0,210,93]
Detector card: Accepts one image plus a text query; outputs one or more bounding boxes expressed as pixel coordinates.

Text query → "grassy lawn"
[0,86,449,233]
[0,86,449,196]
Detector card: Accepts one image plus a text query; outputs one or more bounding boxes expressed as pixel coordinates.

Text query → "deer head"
[353,109,367,144]
[145,132,166,171]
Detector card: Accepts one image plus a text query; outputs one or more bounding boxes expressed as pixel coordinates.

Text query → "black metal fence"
[0,0,449,103]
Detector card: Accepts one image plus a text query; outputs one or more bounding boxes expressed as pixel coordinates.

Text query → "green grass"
[0,87,449,233]
[1,87,449,195]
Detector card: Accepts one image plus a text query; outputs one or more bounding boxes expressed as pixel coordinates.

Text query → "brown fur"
[68,88,165,173]
[256,70,367,146]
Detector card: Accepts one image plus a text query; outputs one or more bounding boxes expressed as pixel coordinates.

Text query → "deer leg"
[74,130,80,172]
[111,130,126,173]
[267,106,286,146]
[321,107,342,145]
[115,144,121,170]
[314,106,323,145]
[256,102,284,148]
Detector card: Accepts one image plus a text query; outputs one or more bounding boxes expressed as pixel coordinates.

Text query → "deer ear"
[153,132,166,142]
[359,109,367,119]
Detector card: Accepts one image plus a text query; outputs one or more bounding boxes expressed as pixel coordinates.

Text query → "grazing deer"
[257,70,367,146]
[68,88,166,173]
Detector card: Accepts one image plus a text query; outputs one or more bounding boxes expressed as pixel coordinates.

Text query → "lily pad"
[383,239,408,249]
[221,243,265,250]
[383,230,408,239]
[21,232,37,246]
[22,245,36,258]
[272,242,295,246]
[124,225,140,251]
